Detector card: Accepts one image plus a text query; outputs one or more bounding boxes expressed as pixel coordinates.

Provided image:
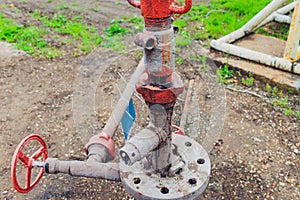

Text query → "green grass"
[0,9,132,57]
[104,21,129,37]
[175,32,193,47]
[101,20,130,51]
[1,10,104,57]
[265,83,272,93]
[257,23,290,40]
[217,63,233,83]
[242,74,254,87]
[273,97,289,108]
[296,110,300,119]
[173,0,275,41]
[284,107,292,116]
[0,13,62,58]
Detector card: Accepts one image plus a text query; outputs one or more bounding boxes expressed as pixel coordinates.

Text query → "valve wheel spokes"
[11,134,48,193]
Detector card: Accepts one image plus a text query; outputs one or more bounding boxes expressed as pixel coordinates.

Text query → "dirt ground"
[0,0,299,200]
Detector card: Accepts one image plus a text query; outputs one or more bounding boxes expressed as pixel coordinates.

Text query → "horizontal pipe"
[274,13,292,24]
[46,158,120,181]
[211,40,300,75]
[119,125,167,166]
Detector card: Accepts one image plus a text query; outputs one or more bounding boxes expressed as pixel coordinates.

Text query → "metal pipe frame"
[210,0,300,75]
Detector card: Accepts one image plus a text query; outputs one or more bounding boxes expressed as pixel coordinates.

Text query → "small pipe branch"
[46,158,120,181]
[119,125,167,166]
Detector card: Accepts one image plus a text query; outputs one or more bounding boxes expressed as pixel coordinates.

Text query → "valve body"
[121,0,192,174]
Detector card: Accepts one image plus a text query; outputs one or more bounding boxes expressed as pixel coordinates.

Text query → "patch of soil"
[0,1,299,200]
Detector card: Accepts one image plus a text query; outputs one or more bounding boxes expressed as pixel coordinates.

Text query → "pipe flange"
[84,132,116,158]
[120,134,210,200]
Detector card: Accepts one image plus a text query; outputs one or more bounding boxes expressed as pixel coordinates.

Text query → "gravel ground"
[0,0,299,199]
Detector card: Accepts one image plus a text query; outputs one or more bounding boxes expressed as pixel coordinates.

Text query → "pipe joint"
[85,132,116,159]
[119,126,167,166]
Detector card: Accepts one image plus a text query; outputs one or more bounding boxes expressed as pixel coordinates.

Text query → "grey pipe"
[86,59,145,163]
[46,158,120,181]
[103,58,145,137]
[210,40,300,75]
[119,125,167,166]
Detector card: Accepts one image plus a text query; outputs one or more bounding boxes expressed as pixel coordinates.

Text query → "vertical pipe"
[284,0,300,61]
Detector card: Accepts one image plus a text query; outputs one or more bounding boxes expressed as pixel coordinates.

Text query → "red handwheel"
[172,125,187,136]
[11,134,48,193]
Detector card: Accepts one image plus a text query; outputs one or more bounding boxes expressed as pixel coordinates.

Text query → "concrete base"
[211,34,300,90]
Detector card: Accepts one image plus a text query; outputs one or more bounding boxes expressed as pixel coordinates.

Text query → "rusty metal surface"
[136,72,184,104]
[127,0,192,19]
[120,134,210,200]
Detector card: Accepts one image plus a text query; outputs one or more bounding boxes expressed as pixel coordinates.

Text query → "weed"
[104,22,129,37]
[272,86,279,96]
[287,88,295,95]
[242,74,254,87]
[176,57,184,65]
[127,16,144,31]
[284,107,292,116]
[173,18,187,30]
[277,90,284,98]
[0,14,57,56]
[0,4,7,8]
[128,16,143,23]
[72,2,79,7]
[296,110,300,119]
[265,83,272,93]
[101,21,129,51]
[29,12,103,55]
[217,64,233,83]
[257,23,290,41]
[175,32,192,47]
[58,4,69,10]
[92,7,99,12]
[101,34,125,51]
[273,97,289,108]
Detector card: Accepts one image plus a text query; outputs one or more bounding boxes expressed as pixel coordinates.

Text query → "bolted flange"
[120,134,210,200]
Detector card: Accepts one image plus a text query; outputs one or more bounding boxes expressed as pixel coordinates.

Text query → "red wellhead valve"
[127,0,192,18]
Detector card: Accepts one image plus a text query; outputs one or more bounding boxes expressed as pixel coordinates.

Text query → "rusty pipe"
[45,158,120,181]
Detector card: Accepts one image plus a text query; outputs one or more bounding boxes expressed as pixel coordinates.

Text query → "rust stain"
[188,163,198,171]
